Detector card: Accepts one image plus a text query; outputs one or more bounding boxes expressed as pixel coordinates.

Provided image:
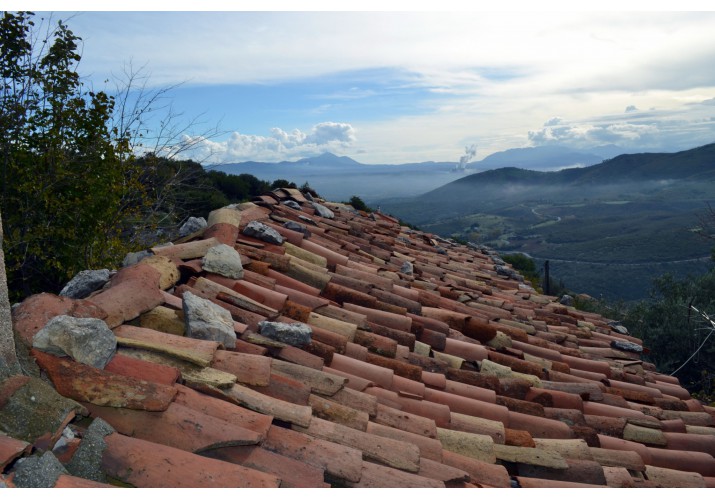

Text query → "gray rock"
[122,249,153,267]
[559,294,574,306]
[32,315,116,369]
[611,340,643,353]
[242,221,284,245]
[492,256,506,266]
[202,244,244,279]
[52,426,76,453]
[303,191,315,202]
[258,321,312,347]
[495,265,523,281]
[12,451,67,488]
[311,202,335,219]
[283,221,311,237]
[59,269,111,299]
[400,261,414,275]
[65,418,114,483]
[298,215,318,226]
[436,246,448,255]
[613,325,629,335]
[281,200,302,211]
[183,291,236,348]
[179,216,207,237]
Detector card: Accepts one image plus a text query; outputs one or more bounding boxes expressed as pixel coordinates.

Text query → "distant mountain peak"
[298,152,362,166]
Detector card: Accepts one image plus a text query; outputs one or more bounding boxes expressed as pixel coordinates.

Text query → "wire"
[670,306,715,377]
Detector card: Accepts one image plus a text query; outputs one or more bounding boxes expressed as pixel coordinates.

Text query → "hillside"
[380,143,715,301]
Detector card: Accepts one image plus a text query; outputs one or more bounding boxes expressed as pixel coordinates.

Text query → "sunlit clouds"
[60,11,715,164]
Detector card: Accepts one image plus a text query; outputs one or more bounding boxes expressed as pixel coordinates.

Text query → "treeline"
[135,153,301,223]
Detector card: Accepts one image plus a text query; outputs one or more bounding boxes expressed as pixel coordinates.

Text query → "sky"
[13,2,715,165]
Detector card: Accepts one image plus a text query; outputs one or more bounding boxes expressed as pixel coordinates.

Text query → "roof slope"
[2,188,714,488]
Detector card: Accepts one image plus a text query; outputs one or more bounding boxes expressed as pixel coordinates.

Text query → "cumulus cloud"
[184,122,357,164]
[528,118,662,149]
[544,117,564,126]
[625,105,639,113]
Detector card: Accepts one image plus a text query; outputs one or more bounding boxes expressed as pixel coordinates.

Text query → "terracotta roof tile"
[201,445,329,488]
[0,434,31,468]
[8,188,715,488]
[102,432,281,487]
[32,350,177,411]
[85,401,262,451]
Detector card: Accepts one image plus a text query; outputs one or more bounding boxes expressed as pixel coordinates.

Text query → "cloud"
[625,105,638,113]
[184,122,356,164]
[528,120,659,148]
[544,117,564,126]
[527,110,715,152]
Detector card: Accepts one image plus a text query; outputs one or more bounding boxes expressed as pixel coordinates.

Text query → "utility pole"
[544,260,551,296]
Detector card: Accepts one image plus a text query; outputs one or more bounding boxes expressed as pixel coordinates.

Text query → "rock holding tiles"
[243,221,285,245]
[183,291,237,348]
[310,202,334,219]
[201,243,244,279]
[259,321,312,347]
[59,269,111,299]
[11,450,68,488]
[32,315,116,369]
[179,216,207,237]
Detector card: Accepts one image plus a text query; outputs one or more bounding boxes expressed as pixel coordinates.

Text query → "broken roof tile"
[32,350,176,411]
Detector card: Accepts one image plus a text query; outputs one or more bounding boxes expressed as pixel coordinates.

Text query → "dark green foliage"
[1,12,149,298]
[502,253,537,276]
[0,12,276,301]
[270,179,297,190]
[347,195,371,212]
[299,181,319,198]
[502,253,541,290]
[621,270,715,399]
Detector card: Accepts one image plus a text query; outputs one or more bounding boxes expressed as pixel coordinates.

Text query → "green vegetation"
[0,12,148,297]
[620,270,715,401]
[346,195,372,213]
[502,253,540,290]
[0,12,278,300]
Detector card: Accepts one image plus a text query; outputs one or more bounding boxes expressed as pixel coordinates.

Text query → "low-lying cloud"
[527,102,715,151]
[185,121,356,164]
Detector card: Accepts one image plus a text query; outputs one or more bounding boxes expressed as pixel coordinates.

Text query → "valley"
[380,144,715,301]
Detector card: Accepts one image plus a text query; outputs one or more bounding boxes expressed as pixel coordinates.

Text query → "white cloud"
[54,11,715,163]
[185,122,356,163]
[527,110,715,151]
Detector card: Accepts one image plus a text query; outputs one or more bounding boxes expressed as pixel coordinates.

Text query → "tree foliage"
[0,12,313,302]
[347,195,371,213]
[622,271,715,399]
[0,12,151,298]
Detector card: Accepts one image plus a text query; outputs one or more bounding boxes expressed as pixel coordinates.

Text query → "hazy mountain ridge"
[380,143,715,301]
[211,144,623,202]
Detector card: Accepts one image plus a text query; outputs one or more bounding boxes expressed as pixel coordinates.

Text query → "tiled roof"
[2,190,715,488]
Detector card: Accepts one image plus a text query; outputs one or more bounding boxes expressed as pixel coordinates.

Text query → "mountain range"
[380,143,715,301]
[212,144,633,202]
